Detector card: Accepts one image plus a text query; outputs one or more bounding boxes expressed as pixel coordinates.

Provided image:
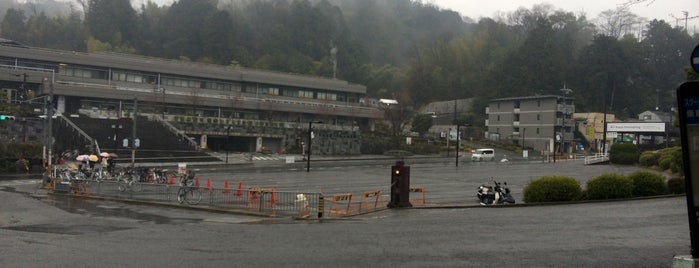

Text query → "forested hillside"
[1,0,697,124]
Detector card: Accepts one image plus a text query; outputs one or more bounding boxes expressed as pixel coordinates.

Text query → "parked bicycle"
[117,170,143,192]
[177,172,201,205]
[90,168,111,182]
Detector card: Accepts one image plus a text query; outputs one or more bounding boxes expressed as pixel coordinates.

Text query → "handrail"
[57,114,95,147]
[584,153,609,165]
[152,115,198,150]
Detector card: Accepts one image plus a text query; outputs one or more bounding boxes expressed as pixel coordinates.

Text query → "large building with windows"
[486,95,575,156]
[0,39,382,155]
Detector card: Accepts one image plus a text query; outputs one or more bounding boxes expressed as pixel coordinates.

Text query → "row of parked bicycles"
[53,166,201,205]
[54,166,178,193]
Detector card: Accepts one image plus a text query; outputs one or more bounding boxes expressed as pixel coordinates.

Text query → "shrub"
[657,147,683,175]
[638,151,659,167]
[523,176,582,203]
[667,177,685,194]
[658,154,673,171]
[585,173,633,200]
[669,147,684,175]
[609,143,639,165]
[627,170,667,196]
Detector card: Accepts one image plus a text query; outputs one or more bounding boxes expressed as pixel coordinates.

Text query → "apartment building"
[486,95,574,155]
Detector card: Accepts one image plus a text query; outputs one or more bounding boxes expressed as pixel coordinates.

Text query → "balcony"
[513,121,520,126]
[47,79,383,119]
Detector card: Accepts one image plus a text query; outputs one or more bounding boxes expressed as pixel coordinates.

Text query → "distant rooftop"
[0,38,28,48]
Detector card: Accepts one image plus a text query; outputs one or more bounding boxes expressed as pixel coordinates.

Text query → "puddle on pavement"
[42,195,201,225]
[1,185,295,226]
[3,223,132,235]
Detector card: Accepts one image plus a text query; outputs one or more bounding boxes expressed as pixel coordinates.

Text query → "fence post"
[318,194,324,218]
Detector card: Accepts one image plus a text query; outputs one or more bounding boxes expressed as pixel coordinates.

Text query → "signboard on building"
[607,122,665,132]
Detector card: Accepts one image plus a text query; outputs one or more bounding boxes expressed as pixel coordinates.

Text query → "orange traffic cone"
[270,190,276,205]
[195,176,200,188]
[205,178,211,191]
[235,182,242,196]
[223,180,230,193]
[169,175,174,185]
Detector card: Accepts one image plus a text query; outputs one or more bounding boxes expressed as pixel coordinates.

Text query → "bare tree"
[620,0,656,9]
[596,7,645,38]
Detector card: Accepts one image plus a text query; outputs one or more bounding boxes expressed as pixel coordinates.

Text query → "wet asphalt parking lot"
[0,159,691,267]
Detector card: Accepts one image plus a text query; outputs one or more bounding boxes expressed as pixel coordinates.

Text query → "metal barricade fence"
[58,179,324,217]
[52,178,392,217]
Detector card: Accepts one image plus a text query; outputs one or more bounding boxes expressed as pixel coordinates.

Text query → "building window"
[536,128,540,134]
[283,89,298,97]
[537,114,541,121]
[497,115,500,121]
[537,100,541,107]
[299,90,314,99]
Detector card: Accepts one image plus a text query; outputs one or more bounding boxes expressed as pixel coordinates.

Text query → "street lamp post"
[130,97,138,167]
[307,121,322,172]
[225,126,230,164]
[522,128,526,150]
[455,124,461,167]
[446,128,451,157]
[560,86,573,159]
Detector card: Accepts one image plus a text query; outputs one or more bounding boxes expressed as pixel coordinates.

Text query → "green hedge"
[585,173,633,200]
[656,147,683,175]
[667,177,685,194]
[609,143,639,165]
[639,151,659,167]
[627,170,668,196]
[523,176,581,203]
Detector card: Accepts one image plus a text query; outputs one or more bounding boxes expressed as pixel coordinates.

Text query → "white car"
[471,148,495,161]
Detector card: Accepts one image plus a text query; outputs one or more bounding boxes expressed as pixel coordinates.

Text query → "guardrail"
[51,178,395,218]
[584,153,609,165]
[51,178,323,218]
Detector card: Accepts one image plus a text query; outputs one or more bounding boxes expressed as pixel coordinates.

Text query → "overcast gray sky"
[432,0,698,32]
[129,0,697,33]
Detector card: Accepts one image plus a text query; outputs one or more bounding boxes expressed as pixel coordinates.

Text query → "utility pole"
[46,73,54,172]
[131,97,138,167]
[454,99,459,167]
[560,85,573,158]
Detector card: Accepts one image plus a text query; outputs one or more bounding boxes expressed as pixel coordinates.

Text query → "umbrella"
[89,155,99,162]
[99,152,110,157]
[76,155,89,161]
[108,153,119,158]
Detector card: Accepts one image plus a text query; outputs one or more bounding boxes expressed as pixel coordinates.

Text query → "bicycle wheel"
[186,188,202,205]
[177,188,186,204]
[131,181,143,192]
[117,181,127,192]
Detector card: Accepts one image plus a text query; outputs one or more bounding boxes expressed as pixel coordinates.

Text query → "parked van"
[471,148,495,161]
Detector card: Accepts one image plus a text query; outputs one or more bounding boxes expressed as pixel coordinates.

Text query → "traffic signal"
[0,115,15,120]
[388,161,412,208]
